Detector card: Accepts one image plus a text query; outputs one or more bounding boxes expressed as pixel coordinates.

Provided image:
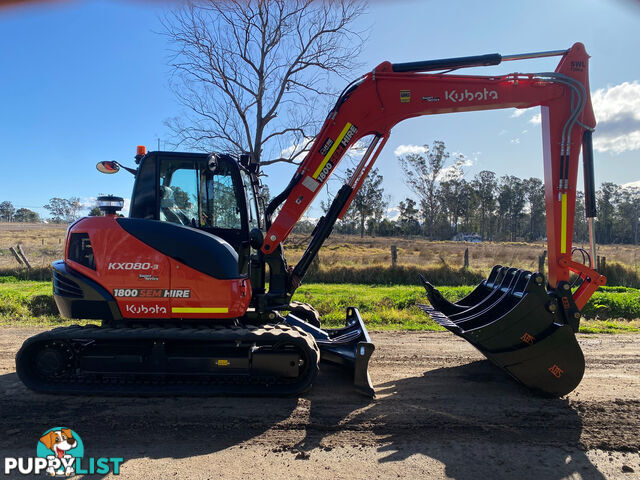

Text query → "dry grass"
[286,233,640,276]
[2,223,639,285]
[0,223,66,269]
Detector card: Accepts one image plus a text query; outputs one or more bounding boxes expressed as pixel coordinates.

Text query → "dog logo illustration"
[36,427,84,476]
[4,427,123,476]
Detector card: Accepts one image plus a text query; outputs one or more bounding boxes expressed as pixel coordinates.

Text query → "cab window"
[159,159,200,227]
[158,156,242,231]
[203,162,242,229]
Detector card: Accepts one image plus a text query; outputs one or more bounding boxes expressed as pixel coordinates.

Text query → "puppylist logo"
[4,427,123,476]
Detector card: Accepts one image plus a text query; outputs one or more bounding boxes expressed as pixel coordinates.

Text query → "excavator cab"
[129,152,258,265]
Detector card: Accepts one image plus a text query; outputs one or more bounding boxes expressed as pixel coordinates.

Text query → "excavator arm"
[263,42,605,311]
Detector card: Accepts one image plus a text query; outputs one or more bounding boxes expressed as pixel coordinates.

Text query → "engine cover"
[60,215,251,321]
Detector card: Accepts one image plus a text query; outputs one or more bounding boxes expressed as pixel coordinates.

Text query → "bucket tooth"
[419,274,462,315]
[419,265,585,397]
[419,265,505,316]
[445,267,524,325]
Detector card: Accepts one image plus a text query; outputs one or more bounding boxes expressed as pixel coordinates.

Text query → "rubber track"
[16,324,320,397]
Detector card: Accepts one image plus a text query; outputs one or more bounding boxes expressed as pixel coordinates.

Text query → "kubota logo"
[445,88,498,103]
[125,304,167,315]
[108,262,158,271]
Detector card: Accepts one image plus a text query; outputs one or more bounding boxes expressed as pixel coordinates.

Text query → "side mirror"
[96,161,120,174]
[208,155,218,173]
[249,228,264,249]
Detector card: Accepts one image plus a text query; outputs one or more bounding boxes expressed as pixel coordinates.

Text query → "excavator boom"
[264,42,604,311]
[262,43,606,396]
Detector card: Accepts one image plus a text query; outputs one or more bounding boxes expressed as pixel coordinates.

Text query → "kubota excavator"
[16,42,606,398]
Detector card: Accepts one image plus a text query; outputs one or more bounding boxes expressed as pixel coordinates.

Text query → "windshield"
[159,157,242,230]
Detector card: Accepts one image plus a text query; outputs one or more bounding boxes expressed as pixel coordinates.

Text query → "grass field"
[1,223,639,333]
[1,278,638,333]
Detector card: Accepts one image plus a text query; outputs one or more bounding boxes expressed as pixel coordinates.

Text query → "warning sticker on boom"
[302,176,320,192]
[312,122,358,182]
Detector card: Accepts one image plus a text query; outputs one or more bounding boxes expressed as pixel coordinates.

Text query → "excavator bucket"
[418,267,585,397]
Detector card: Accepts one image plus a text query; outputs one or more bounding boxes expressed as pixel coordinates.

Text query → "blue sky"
[1,0,639,219]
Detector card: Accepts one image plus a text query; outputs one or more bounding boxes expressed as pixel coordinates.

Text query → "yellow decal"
[312,122,353,179]
[400,90,411,103]
[217,359,230,366]
[560,193,567,254]
[171,307,229,314]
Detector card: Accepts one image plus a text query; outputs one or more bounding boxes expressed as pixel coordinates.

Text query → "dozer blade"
[419,267,585,397]
[284,307,375,397]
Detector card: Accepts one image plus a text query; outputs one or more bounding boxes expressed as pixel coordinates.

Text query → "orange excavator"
[16,43,605,397]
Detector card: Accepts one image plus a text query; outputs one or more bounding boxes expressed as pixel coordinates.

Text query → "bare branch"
[162,0,368,168]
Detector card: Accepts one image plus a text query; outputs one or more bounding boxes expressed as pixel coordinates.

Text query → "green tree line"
[296,141,640,245]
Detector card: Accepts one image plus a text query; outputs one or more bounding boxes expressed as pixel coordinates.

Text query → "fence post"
[9,246,24,266]
[17,245,32,270]
[538,250,547,278]
[391,245,398,267]
[463,248,469,269]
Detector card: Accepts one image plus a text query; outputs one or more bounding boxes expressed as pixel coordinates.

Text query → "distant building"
[452,232,482,243]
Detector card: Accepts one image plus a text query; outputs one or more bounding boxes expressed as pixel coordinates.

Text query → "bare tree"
[163,0,366,166]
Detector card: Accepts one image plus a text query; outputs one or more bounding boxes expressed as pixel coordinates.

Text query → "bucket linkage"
[418,265,584,397]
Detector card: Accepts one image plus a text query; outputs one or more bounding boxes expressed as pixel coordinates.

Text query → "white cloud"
[386,206,400,221]
[280,137,314,158]
[437,154,472,182]
[529,113,541,125]
[511,108,530,118]
[622,180,640,190]
[121,198,131,217]
[591,81,640,154]
[510,138,520,144]
[438,165,461,181]
[394,144,429,157]
[498,129,508,136]
[79,197,96,210]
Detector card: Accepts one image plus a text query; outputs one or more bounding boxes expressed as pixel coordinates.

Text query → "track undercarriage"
[16,309,375,397]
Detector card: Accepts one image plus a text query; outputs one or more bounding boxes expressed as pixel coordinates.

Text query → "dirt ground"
[0,328,638,480]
